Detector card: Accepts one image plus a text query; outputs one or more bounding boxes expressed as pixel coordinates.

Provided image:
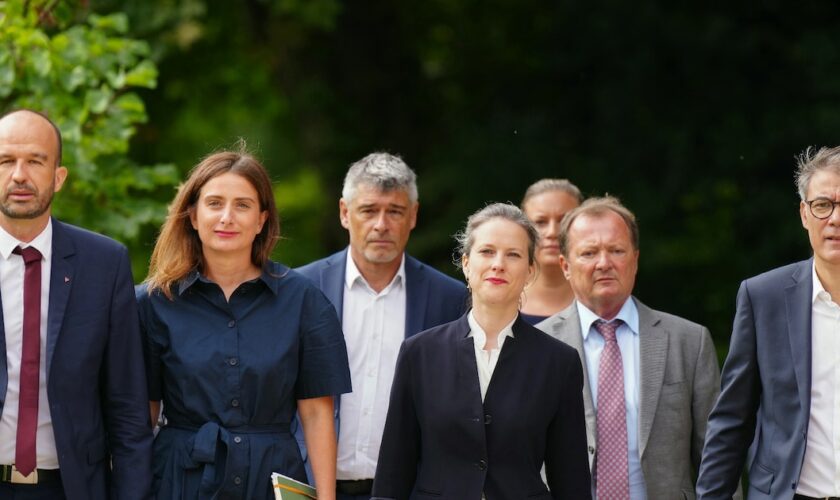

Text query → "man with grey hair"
[295,152,466,499]
[698,146,840,499]
[537,196,725,499]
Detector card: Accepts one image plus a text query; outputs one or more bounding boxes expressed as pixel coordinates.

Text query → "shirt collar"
[467,309,516,350]
[0,218,52,262]
[344,250,406,293]
[576,296,639,341]
[812,260,832,304]
[177,262,285,296]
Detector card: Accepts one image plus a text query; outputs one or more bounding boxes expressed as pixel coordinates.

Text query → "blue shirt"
[137,262,351,499]
[576,298,647,500]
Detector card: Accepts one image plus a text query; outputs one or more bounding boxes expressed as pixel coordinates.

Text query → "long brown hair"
[145,148,280,298]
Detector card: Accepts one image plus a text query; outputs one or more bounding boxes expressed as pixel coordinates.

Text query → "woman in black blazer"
[372,203,591,500]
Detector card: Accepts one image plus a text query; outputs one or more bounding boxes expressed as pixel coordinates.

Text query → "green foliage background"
[5,0,840,351]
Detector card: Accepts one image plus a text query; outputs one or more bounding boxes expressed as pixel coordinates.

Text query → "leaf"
[0,51,15,98]
[124,59,157,88]
[85,86,113,114]
[88,13,129,34]
[29,47,51,76]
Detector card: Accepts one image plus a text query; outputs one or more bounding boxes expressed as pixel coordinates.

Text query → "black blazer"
[372,313,591,500]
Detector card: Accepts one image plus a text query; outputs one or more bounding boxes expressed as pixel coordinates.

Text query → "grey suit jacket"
[537,298,723,500]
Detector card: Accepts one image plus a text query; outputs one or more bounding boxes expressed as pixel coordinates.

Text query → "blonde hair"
[145,148,280,298]
[521,178,583,207]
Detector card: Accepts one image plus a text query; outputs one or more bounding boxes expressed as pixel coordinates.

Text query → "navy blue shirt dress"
[136,262,351,499]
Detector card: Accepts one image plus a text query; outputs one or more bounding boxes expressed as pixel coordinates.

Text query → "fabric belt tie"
[167,421,291,499]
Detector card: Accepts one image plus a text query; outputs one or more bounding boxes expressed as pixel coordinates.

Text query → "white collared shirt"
[0,220,58,469]
[576,298,647,500]
[337,252,407,480]
[467,310,515,401]
[797,263,840,496]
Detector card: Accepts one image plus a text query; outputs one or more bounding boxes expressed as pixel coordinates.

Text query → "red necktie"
[594,319,629,500]
[13,245,41,477]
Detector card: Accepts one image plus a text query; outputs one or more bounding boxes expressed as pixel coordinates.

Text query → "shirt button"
[233,476,242,485]
[228,320,236,328]
[233,436,242,444]
[477,459,487,470]
[588,446,595,454]
[231,399,240,407]
[229,358,238,366]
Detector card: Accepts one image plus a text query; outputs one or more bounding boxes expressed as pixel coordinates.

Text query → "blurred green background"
[2,0,839,353]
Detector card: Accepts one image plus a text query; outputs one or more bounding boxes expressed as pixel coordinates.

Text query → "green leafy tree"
[0,0,178,275]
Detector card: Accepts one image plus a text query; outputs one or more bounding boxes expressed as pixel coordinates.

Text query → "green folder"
[271,472,317,500]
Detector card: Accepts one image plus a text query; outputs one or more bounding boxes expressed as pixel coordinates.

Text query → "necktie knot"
[594,319,622,343]
[13,246,41,265]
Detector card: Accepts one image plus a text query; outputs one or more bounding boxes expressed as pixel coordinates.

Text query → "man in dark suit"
[0,109,152,499]
[697,146,840,499]
[537,196,724,500]
[295,152,466,499]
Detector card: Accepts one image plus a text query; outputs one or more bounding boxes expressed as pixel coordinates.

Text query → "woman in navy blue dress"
[137,148,351,499]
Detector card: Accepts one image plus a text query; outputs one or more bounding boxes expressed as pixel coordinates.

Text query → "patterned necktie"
[13,245,42,477]
[594,319,629,500]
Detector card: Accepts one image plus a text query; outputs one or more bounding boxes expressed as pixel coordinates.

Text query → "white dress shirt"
[0,220,58,469]
[577,299,647,500]
[467,311,515,401]
[796,263,840,496]
[336,254,406,480]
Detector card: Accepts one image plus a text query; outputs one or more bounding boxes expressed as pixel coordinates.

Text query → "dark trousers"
[0,481,66,500]
[337,493,370,500]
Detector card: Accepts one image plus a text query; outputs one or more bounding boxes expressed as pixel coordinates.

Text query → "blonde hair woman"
[520,179,583,324]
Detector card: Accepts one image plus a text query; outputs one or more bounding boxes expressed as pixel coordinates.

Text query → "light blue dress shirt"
[576,299,647,500]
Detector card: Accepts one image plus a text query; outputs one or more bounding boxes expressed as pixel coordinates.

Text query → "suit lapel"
[0,289,6,409]
[482,316,523,404]
[540,305,597,467]
[635,299,667,459]
[46,219,75,382]
[404,255,429,338]
[454,315,483,410]
[320,250,346,319]
[785,260,813,417]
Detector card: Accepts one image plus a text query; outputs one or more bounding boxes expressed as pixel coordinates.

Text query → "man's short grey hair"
[795,146,840,201]
[341,152,418,204]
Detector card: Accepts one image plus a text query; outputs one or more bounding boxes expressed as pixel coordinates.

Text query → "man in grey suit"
[697,147,840,500]
[537,196,723,500]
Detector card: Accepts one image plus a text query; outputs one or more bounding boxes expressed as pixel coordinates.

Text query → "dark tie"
[594,319,629,500]
[12,245,42,477]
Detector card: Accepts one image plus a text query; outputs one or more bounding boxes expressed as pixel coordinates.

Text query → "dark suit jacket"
[697,259,814,499]
[371,314,591,500]
[293,249,467,476]
[0,219,152,500]
[295,249,467,336]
